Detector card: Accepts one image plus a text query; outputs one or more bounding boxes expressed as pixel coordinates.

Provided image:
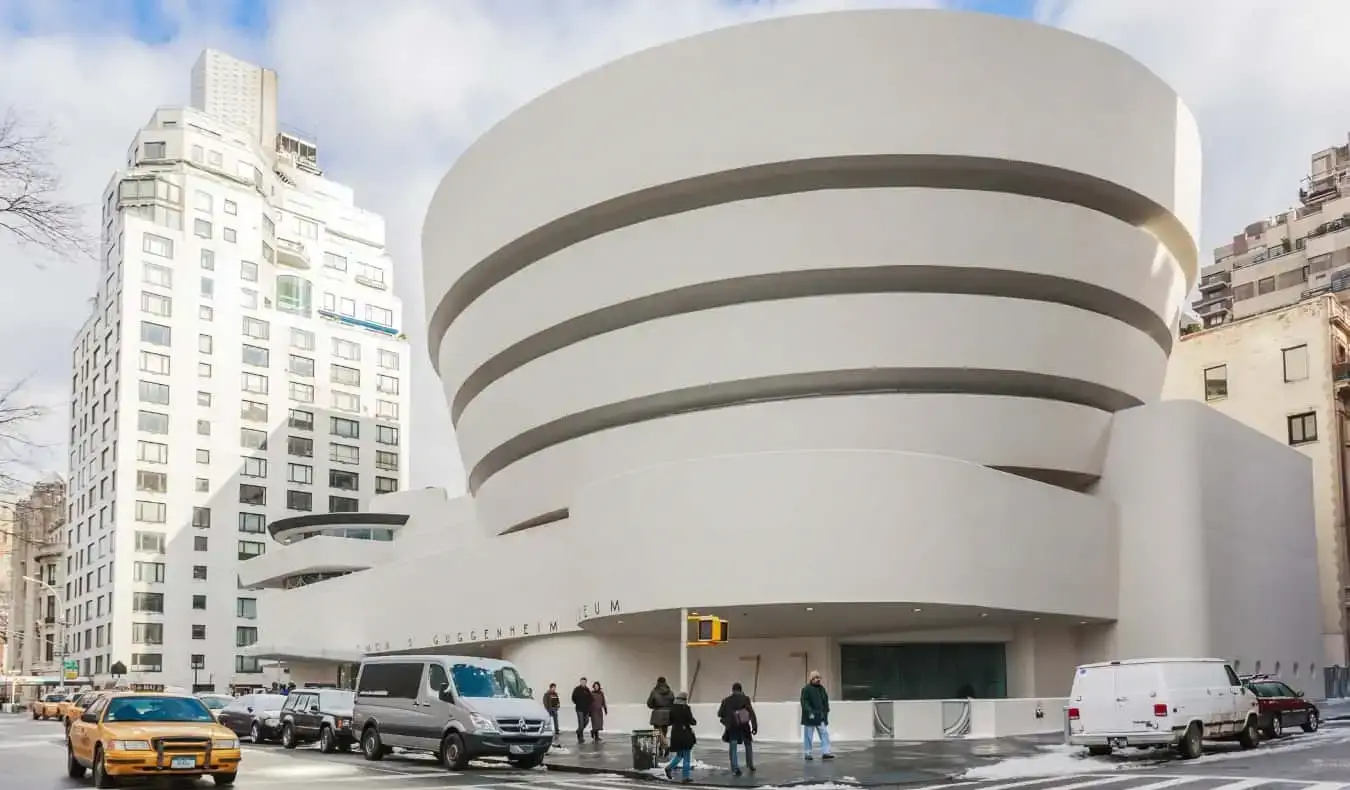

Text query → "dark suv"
[280,689,357,753]
[1242,674,1320,738]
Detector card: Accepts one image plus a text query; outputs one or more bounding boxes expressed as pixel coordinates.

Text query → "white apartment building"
[1164,296,1350,666]
[64,49,410,691]
[1194,135,1350,327]
[2,477,67,678]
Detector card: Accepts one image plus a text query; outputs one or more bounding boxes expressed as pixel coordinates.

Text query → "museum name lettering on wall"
[358,600,622,654]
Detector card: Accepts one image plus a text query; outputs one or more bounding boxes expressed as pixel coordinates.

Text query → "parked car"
[353,654,553,770]
[216,693,288,744]
[64,691,109,733]
[32,692,66,720]
[1067,657,1260,758]
[280,689,356,753]
[196,694,234,721]
[1241,675,1321,738]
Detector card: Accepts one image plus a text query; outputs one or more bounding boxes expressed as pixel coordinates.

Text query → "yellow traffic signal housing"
[687,615,729,646]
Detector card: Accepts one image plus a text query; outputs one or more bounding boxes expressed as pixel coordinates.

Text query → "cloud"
[0,0,1341,495]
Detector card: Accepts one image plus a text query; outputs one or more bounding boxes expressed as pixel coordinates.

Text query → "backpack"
[734,707,751,726]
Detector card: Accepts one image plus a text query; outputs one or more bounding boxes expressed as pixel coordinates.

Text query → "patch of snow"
[960,744,1133,780]
[1187,727,1350,766]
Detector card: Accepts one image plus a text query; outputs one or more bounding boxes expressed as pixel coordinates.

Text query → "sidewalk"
[545,733,1061,787]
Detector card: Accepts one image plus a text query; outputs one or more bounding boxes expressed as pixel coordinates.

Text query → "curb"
[545,760,952,788]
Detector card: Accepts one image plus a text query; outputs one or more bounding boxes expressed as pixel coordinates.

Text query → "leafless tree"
[0,107,90,259]
[0,380,46,497]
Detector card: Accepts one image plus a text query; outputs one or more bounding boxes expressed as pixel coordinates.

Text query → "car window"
[1250,682,1284,698]
[281,695,298,711]
[105,696,214,723]
[225,696,251,711]
[84,697,108,719]
[429,663,449,693]
[1277,683,1299,697]
[198,697,228,710]
[319,689,354,709]
[1224,665,1242,686]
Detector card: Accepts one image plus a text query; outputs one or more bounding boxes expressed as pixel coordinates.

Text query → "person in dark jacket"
[717,682,758,776]
[589,681,608,741]
[541,683,561,744]
[663,691,697,783]
[571,677,594,743]
[647,676,676,746]
[800,670,834,760]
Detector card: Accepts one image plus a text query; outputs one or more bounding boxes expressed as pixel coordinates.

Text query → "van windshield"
[450,663,532,699]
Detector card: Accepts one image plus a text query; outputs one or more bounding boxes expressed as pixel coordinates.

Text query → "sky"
[0,0,1346,494]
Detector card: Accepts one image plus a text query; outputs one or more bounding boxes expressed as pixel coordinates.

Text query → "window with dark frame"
[1204,365,1228,401]
[1283,344,1310,382]
[1288,411,1318,445]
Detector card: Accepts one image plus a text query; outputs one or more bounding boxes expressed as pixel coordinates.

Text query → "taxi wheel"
[92,746,117,787]
[213,772,238,786]
[66,742,87,778]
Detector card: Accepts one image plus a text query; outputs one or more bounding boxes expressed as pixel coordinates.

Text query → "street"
[6,714,1350,789]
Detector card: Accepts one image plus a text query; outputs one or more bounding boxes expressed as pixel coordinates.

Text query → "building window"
[143,262,173,288]
[193,535,208,552]
[331,391,360,412]
[192,507,211,528]
[329,469,359,491]
[143,232,173,258]
[378,349,399,370]
[143,141,167,160]
[195,477,209,492]
[287,490,312,511]
[192,565,208,580]
[1288,412,1318,445]
[134,530,166,552]
[241,456,268,478]
[223,227,237,243]
[237,598,257,619]
[194,218,212,239]
[290,327,315,350]
[238,513,266,534]
[241,261,259,282]
[191,654,206,669]
[241,288,259,309]
[135,470,167,493]
[197,419,211,436]
[277,274,312,314]
[240,400,268,422]
[240,428,268,451]
[238,541,265,561]
[196,449,210,465]
[136,440,169,464]
[131,653,163,673]
[236,655,263,673]
[288,436,314,458]
[331,364,360,387]
[132,592,164,613]
[288,409,314,431]
[366,305,393,326]
[224,199,237,215]
[192,594,207,610]
[1203,365,1227,401]
[131,622,163,644]
[199,305,214,321]
[242,372,268,394]
[133,561,165,583]
[239,484,267,506]
[140,321,171,346]
[324,252,347,271]
[375,476,399,494]
[330,444,359,465]
[376,425,399,446]
[201,277,214,298]
[329,496,359,513]
[330,416,359,439]
[1283,344,1310,382]
[289,382,315,403]
[376,375,399,395]
[139,351,171,375]
[288,463,313,484]
[332,338,359,361]
[140,291,172,317]
[376,451,399,471]
[135,502,167,524]
[198,362,213,378]
[199,334,213,354]
[242,316,269,340]
[376,400,400,421]
[139,380,170,405]
[240,345,271,369]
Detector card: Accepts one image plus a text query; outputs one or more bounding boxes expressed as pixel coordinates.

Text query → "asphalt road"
[0,713,652,789]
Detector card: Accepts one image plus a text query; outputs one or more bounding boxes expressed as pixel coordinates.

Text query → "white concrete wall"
[1162,298,1348,664]
[1095,400,1324,679]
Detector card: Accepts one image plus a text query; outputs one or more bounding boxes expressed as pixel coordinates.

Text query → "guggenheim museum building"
[240,10,1325,712]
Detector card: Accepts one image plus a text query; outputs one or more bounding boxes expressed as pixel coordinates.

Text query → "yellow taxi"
[65,692,242,787]
[31,692,67,720]
[54,691,80,721]
[64,690,109,732]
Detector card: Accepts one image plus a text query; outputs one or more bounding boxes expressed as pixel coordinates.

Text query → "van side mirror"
[80,712,98,723]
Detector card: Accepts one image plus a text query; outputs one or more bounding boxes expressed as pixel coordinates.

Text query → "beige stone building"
[1164,297,1350,666]
[2,477,67,677]
[1195,135,1350,327]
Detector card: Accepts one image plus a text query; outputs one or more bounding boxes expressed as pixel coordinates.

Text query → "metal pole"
[678,608,689,696]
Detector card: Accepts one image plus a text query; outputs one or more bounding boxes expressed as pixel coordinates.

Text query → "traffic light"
[688,615,729,646]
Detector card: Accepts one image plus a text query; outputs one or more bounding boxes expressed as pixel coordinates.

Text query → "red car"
[1242,675,1320,738]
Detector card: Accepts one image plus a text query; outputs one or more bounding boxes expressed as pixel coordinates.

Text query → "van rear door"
[1071,665,1119,734]
[1113,662,1166,737]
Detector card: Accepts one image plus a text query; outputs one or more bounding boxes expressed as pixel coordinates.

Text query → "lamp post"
[22,576,67,690]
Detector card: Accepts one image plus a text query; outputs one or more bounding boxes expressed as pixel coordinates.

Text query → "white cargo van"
[1067,658,1259,759]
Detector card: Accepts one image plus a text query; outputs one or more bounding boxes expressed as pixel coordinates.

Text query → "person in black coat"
[663,691,697,783]
[647,676,676,746]
[571,677,594,743]
[716,682,758,776]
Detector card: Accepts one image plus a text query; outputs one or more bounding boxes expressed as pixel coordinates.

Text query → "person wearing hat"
[663,691,698,783]
[800,670,834,760]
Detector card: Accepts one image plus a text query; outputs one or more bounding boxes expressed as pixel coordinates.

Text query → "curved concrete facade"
[247,11,1325,710]
[423,9,1199,537]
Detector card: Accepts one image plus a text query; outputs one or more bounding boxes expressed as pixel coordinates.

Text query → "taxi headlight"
[213,738,239,749]
[109,740,152,751]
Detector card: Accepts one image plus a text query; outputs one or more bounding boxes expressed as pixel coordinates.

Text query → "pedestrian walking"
[571,677,594,743]
[717,682,758,776]
[800,670,834,760]
[647,675,676,749]
[663,691,697,783]
[589,681,608,741]
[542,683,561,743]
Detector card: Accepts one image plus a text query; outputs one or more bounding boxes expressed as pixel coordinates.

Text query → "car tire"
[1269,714,1283,739]
[440,732,469,771]
[362,725,387,761]
[1238,716,1260,750]
[319,725,335,754]
[67,742,87,778]
[93,745,117,788]
[213,773,238,786]
[1086,745,1112,757]
[281,723,297,749]
[250,721,262,744]
[1178,722,1203,759]
[1303,711,1320,733]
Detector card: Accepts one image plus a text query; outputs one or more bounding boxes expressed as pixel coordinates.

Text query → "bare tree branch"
[0,107,92,260]
[0,378,49,498]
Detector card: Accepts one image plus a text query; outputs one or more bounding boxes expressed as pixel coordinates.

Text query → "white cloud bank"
[0,0,1344,491]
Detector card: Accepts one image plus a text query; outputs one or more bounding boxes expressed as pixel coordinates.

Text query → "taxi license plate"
[509,744,530,755]
[170,756,197,769]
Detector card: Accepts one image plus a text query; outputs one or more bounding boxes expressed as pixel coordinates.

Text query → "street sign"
[63,659,77,680]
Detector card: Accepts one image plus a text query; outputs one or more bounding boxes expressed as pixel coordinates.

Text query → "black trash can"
[631,728,661,771]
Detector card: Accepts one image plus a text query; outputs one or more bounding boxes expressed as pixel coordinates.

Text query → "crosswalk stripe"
[1038,776,1143,790]
[1294,784,1347,790]
[1126,778,1214,790]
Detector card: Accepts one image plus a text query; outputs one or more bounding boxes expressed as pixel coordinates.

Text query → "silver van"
[352,654,553,769]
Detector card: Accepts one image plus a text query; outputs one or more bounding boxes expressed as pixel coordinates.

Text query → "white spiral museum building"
[243,10,1324,731]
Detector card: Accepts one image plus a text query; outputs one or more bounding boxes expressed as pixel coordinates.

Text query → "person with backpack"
[663,691,697,783]
[716,681,758,776]
[647,676,676,749]
[800,670,834,760]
